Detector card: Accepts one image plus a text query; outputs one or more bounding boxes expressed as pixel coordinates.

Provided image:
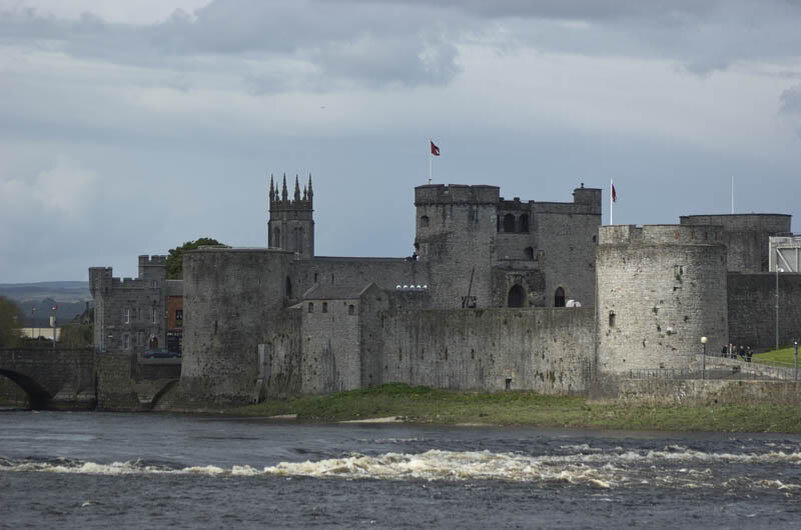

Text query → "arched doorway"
[507,285,525,308]
[503,214,516,233]
[519,214,529,233]
[554,287,566,307]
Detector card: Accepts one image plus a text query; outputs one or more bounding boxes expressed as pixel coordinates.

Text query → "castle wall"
[299,297,361,394]
[180,248,294,404]
[291,257,427,302]
[593,378,801,406]
[359,288,595,393]
[727,272,801,349]
[680,214,791,272]
[415,185,499,309]
[258,308,303,398]
[596,225,729,374]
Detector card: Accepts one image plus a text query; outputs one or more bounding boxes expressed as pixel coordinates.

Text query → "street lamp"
[51,305,57,350]
[776,264,784,352]
[701,336,708,380]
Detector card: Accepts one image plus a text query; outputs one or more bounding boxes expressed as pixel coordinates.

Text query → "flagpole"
[428,138,432,184]
[731,175,734,214]
[610,178,614,225]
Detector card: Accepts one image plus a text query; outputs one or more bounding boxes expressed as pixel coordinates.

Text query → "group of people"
[720,344,753,362]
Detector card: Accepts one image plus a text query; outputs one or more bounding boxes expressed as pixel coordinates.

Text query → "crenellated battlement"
[138,255,167,267]
[138,254,167,281]
[415,184,499,205]
[599,224,725,246]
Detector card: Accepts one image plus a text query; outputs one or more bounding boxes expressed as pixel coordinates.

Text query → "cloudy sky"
[2,0,801,282]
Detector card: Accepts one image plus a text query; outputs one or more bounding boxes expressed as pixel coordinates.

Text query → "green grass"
[230,383,801,433]
[753,346,799,368]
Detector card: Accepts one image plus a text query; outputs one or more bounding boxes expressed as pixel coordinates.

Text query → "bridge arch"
[0,369,52,409]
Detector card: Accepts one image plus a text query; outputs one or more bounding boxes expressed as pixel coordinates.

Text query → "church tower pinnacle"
[268,171,315,259]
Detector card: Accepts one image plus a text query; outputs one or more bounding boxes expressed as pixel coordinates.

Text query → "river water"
[1,411,800,528]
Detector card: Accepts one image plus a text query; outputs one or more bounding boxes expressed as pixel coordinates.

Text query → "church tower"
[268,173,315,259]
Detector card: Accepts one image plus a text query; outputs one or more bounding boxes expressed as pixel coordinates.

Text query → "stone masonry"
[88,177,801,406]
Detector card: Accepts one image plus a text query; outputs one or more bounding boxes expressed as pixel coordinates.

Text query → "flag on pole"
[430,141,440,156]
[612,184,617,202]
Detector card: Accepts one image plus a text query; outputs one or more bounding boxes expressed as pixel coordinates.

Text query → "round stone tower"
[596,225,728,374]
[180,247,295,404]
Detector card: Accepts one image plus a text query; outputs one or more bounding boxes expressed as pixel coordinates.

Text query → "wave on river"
[3,445,801,492]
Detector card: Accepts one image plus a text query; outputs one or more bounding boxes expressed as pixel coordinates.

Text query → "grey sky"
[1,0,800,282]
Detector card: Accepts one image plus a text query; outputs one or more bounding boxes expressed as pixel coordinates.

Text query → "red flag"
[612,184,617,202]
[430,141,440,156]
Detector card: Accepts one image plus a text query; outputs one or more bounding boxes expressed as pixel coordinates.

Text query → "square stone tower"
[268,174,315,260]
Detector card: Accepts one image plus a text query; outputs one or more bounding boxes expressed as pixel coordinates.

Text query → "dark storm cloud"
[361,0,801,75]
[3,0,801,89]
[0,1,466,88]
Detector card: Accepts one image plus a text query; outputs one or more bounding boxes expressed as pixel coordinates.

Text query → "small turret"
[294,175,301,202]
[281,174,288,202]
[307,174,313,205]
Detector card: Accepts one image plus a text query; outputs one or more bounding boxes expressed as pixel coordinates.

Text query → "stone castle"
[90,175,801,405]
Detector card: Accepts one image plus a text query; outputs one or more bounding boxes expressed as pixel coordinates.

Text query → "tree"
[59,323,93,348]
[0,296,24,347]
[166,237,224,279]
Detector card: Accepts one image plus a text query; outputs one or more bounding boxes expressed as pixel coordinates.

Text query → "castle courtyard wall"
[359,300,595,394]
[727,272,801,349]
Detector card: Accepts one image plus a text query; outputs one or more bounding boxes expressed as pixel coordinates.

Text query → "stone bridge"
[0,348,96,409]
[0,349,182,410]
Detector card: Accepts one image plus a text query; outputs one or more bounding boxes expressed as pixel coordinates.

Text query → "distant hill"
[0,282,91,326]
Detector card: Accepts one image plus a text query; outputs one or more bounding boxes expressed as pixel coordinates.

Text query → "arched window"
[524,247,534,260]
[273,227,280,248]
[507,285,525,308]
[519,214,529,233]
[420,215,430,227]
[503,214,516,233]
[554,287,566,307]
[286,276,292,299]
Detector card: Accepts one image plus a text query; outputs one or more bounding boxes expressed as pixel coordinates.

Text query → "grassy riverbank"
[233,383,801,433]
